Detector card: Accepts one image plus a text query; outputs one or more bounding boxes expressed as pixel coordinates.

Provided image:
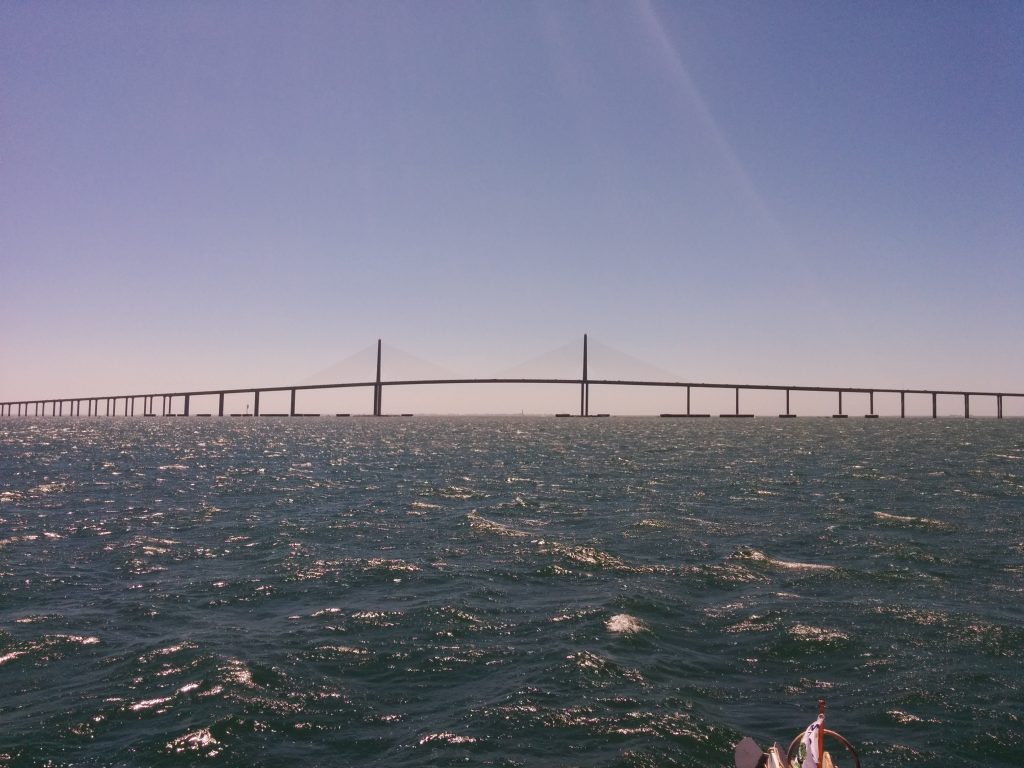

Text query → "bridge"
[2,337,1021,419]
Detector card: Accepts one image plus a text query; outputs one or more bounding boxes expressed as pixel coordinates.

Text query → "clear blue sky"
[2,1,1022,413]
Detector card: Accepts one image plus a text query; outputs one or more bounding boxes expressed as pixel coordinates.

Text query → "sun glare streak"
[634,2,780,234]
[632,1,828,304]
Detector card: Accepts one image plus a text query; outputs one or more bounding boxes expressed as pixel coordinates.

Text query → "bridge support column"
[901,392,905,418]
[374,339,382,416]
[254,391,260,417]
[184,394,190,417]
[290,388,296,417]
[998,394,1003,419]
[932,392,937,418]
[219,393,225,417]
[964,393,969,419]
[687,385,691,416]
[580,334,588,417]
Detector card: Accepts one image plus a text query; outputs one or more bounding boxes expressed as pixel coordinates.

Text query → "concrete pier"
[865,391,878,418]
[779,388,796,417]
[721,387,753,417]
[833,391,848,418]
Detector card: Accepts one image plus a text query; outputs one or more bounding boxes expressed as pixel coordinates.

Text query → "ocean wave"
[410,500,441,510]
[787,623,849,643]
[874,511,951,529]
[546,542,635,570]
[731,546,836,571]
[165,727,223,757]
[466,510,528,537]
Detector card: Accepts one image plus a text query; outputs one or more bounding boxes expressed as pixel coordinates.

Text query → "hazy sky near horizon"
[2,1,1022,412]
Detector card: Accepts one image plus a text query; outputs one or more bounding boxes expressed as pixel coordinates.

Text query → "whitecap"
[418,731,477,746]
[606,613,648,634]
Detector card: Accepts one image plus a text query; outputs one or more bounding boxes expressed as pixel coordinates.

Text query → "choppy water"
[1,417,1022,767]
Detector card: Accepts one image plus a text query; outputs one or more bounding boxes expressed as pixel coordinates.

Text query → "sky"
[2,1,1022,415]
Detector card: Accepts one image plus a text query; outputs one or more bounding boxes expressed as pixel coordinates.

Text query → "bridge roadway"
[2,337,1021,419]
[1,377,1021,419]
